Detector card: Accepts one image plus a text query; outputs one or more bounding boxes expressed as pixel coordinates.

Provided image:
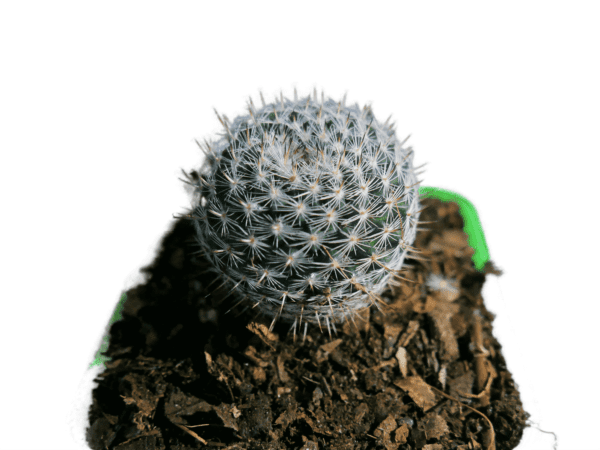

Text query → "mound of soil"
[86,197,528,450]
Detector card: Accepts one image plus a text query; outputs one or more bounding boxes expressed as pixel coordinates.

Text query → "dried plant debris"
[86,198,528,450]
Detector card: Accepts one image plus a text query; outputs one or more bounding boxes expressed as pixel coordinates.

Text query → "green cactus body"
[187,91,422,337]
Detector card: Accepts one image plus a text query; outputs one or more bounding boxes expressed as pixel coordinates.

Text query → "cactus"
[182,89,424,339]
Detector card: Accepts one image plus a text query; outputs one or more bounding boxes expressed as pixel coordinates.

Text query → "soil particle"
[86,198,528,449]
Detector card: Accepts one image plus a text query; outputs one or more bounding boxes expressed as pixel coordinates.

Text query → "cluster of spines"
[181,89,429,340]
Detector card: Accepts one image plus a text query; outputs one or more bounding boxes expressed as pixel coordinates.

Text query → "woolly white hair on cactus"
[182,89,425,340]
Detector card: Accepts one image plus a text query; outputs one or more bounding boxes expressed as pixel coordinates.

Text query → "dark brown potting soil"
[86,197,529,450]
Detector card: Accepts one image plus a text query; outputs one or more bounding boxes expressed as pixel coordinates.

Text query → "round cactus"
[184,90,424,338]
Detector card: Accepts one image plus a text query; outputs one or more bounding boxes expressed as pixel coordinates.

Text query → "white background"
[1,2,598,449]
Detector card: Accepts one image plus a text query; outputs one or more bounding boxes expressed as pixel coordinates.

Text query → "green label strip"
[419,186,490,271]
[89,293,125,368]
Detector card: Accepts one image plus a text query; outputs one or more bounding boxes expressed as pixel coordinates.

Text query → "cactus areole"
[185,91,423,337]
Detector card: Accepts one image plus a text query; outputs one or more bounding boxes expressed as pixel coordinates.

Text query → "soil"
[86,197,529,450]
